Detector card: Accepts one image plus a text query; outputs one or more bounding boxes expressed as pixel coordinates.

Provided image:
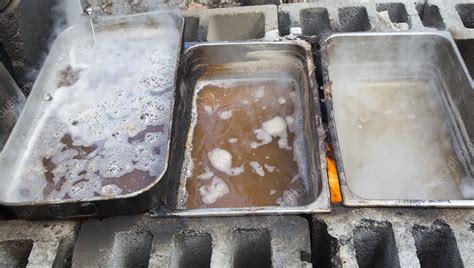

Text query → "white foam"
[208,148,232,173]
[199,176,230,204]
[250,127,272,149]
[7,18,180,202]
[278,97,287,104]
[228,138,238,144]
[254,86,265,98]
[219,110,233,120]
[250,116,290,149]
[263,116,287,136]
[460,177,474,199]
[258,116,291,150]
[101,184,123,197]
[276,189,299,206]
[207,148,243,176]
[250,161,265,177]
[197,166,214,180]
[264,164,276,173]
[204,105,214,114]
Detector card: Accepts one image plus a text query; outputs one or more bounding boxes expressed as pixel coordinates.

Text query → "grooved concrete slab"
[72,215,311,267]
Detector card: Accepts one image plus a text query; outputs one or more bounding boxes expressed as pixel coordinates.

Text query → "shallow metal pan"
[323,32,474,208]
[0,11,184,219]
[154,41,330,217]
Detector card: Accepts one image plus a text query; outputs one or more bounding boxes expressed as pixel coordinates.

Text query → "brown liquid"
[186,80,309,208]
[38,124,165,200]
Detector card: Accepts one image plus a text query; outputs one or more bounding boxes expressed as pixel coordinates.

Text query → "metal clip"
[84,6,97,45]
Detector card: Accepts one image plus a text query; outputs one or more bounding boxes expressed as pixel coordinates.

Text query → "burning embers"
[184,79,310,208]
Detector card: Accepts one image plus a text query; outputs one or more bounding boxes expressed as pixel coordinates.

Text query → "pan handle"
[49,202,98,219]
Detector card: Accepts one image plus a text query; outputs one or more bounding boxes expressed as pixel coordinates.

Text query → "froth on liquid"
[7,22,180,202]
[185,80,310,208]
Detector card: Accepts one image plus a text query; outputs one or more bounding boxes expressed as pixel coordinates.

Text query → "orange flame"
[326,145,342,203]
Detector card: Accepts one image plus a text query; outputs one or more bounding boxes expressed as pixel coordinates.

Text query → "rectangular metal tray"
[323,32,474,208]
[0,11,184,219]
[155,41,330,217]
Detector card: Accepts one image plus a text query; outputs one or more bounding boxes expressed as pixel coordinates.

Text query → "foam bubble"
[101,184,123,196]
[251,116,291,150]
[254,86,265,98]
[204,105,214,114]
[250,161,265,177]
[460,177,474,199]
[197,166,214,180]
[278,97,287,104]
[276,189,299,206]
[207,148,244,176]
[219,110,233,120]
[199,176,230,204]
[264,164,276,173]
[208,148,232,173]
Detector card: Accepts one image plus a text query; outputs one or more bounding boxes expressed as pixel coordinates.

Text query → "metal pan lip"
[322,31,474,208]
[0,11,185,207]
[158,40,331,217]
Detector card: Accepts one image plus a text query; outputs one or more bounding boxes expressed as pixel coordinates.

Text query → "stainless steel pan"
[0,11,184,219]
[323,32,474,208]
[154,41,331,217]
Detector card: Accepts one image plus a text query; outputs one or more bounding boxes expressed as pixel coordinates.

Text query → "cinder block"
[428,0,474,40]
[72,215,311,267]
[208,12,266,41]
[312,207,474,267]
[0,0,55,85]
[181,5,278,41]
[242,0,281,6]
[456,39,474,77]
[0,220,79,267]
[278,0,428,35]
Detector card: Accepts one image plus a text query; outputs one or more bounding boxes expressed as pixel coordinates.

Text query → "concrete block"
[207,12,266,41]
[72,215,311,267]
[278,0,429,35]
[0,220,79,267]
[428,0,474,40]
[312,207,474,267]
[242,0,280,6]
[181,5,278,41]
